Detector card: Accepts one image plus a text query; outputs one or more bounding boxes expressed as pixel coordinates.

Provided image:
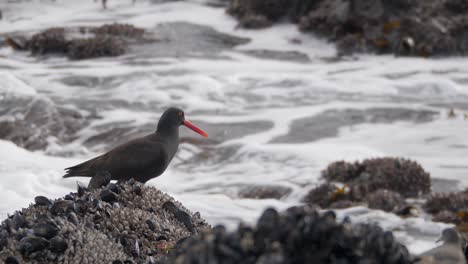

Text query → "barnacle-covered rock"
[322,157,431,198]
[367,189,407,212]
[29,27,68,55]
[302,183,346,208]
[423,189,468,214]
[67,36,126,60]
[0,181,209,263]
[161,206,412,264]
[90,23,144,38]
[25,23,144,60]
[432,210,461,224]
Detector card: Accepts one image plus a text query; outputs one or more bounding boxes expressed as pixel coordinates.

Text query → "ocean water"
[1,0,468,255]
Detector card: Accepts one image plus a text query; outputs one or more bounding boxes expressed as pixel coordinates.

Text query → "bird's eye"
[178,111,184,117]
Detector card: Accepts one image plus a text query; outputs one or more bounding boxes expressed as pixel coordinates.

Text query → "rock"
[242,49,310,62]
[238,185,292,199]
[227,0,290,21]
[0,85,88,151]
[226,0,468,57]
[67,36,126,60]
[367,189,407,212]
[90,23,144,38]
[302,183,345,208]
[18,23,145,60]
[237,14,272,29]
[4,36,29,50]
[322,157,431,198]
[424,189,468,214]
[161,206,412,264]
[29,27,68,55]
[432,210,461,224]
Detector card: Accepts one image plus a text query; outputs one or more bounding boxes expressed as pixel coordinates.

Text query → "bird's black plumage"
[63,107,208,183]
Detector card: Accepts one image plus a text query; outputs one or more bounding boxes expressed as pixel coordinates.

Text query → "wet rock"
[29,27,68,55]
[367,189,407,212]
[432,210,461,224]
[272,108,437,144]
[18,236,50,255]
[330,199,355,209]
[0,85,88,151]
[226,0,468,57]
[242,49,310,62]
[237,14,272,29]
[302,183,345,208]
[238,185,292,199]
[26,24,144,60]
[67,36,126,60]
[227,0,290,22]
[100,189,119,203]
[90,23,144,38]
[5,36,29,50]
[322,157,431,198]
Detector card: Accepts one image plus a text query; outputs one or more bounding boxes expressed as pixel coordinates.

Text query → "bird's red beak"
[184,120,208,138]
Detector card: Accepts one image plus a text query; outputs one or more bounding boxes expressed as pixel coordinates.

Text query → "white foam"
[0,72,37,97]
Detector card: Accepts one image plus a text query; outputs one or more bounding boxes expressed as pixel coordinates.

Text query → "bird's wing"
[417,245,466,264]
[64,138,167,179]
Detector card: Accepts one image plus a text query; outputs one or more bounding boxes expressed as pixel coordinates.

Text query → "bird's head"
[158,107,208,138]
[437,228,461,244]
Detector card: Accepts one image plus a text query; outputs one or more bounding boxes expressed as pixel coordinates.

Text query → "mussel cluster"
[161,206,413,264]
[0,179,208,263]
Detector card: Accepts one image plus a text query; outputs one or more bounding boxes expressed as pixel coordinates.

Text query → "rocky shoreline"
[226,0,468,57]
[2,157,468,263]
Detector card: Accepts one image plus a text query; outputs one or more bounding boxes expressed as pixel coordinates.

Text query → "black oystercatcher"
[63,107,208,183]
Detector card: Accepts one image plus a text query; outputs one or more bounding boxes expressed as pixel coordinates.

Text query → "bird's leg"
[88,171,111,191]
[102,0,107,9]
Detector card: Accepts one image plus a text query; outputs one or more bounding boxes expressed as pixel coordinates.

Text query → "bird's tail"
[63,165,91,178]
